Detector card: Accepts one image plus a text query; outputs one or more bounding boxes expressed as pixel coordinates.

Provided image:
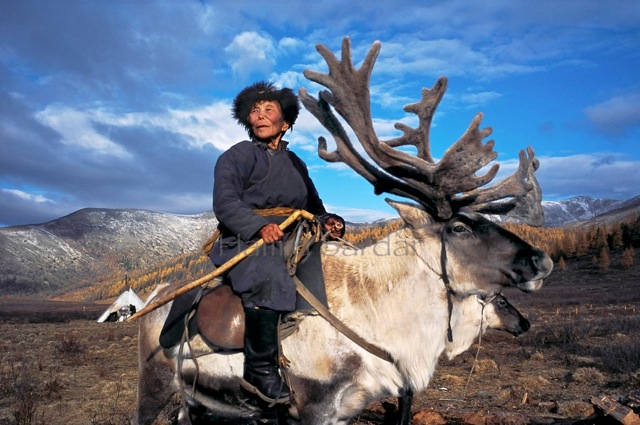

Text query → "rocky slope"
[0,208,218,296]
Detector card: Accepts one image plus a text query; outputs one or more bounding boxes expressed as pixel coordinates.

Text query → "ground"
[0,256,638,424]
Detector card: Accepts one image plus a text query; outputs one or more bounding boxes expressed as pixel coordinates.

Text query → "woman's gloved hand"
[320,213,345,240]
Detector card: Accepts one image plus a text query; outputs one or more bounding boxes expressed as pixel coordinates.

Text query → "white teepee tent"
[97,288,146,323]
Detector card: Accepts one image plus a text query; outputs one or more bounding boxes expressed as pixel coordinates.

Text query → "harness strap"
[176,285,207,425]
[440,224,455,343]
[293,275,394,363]
[254,207,299,216]
[202,207,300,255]
[201,229,220,255]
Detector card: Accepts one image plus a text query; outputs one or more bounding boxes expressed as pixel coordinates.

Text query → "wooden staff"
[127,209,315,322]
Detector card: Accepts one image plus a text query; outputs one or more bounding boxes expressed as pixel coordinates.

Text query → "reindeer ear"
[386,198,433,230]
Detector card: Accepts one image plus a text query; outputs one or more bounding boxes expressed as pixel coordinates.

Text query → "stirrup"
[240,378,290,405]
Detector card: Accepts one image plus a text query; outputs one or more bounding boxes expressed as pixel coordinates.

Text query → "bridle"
[413,218,499,343]
[439,223,456,342]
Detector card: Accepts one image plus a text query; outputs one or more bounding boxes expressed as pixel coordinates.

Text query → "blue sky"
[1,1,639,227]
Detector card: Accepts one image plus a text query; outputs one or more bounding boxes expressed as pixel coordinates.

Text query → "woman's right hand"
[259,223,284,244]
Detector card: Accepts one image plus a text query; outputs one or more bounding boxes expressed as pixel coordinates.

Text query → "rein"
[403,222,456,342]
[439,224,455,343]
[463,293,498,396]
[413,220,489,344]
[293,276,394,362]
[288,217,395,363]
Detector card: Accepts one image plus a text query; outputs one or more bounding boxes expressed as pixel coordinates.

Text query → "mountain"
[541,196,632,227]
[567,195,640,227]
[0,208,218,296]
[1,196,638,298]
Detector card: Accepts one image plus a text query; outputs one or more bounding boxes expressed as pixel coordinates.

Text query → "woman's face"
[248,100,289,142]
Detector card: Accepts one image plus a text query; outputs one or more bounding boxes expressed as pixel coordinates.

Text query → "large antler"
[299,37,544,226]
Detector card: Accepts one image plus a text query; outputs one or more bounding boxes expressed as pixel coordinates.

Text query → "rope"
[293,276,394,363]
[202,207,299,255]
[463,294,498,396]
[404,224,455,341]
[176,286,207,425]
[440,225,455,343]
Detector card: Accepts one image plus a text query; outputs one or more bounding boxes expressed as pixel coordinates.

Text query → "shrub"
[5,360,46,425]
[53,332,85,355]
[590,339,640,374]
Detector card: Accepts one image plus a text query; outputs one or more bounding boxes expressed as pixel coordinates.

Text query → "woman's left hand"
[324,216,344,240]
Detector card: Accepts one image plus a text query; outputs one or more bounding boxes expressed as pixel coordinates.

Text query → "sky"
[1,1,639,227]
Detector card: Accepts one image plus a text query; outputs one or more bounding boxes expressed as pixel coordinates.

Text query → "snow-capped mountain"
[0,208,218,296]
[541,196,627,227]
[1,195,638,297]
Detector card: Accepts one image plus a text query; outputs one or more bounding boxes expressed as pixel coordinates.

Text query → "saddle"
[159,221,327,350]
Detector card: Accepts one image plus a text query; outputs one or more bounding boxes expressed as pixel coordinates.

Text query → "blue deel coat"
[209,139,329,311]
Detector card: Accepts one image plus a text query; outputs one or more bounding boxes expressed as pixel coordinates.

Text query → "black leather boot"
[240,307,290,404]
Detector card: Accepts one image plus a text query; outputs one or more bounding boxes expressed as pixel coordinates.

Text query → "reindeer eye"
[451,223,470,233]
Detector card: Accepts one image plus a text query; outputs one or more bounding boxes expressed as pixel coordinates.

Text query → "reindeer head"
[299,37,544,226]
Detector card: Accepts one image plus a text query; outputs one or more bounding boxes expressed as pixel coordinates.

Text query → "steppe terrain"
[1,255,638,425]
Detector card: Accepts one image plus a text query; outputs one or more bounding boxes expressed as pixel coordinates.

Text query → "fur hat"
[232,81,300,134]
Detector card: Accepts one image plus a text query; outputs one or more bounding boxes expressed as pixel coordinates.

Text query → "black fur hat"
[232,81,300,134]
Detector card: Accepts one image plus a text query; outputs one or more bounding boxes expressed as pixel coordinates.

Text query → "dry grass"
[0,317,138,425]
[0,256,639,424]
[356,256,640,424]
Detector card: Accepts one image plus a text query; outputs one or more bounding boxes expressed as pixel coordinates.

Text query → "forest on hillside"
[79,214,640,303]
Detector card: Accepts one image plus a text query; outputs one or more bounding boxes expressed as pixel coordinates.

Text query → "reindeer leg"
[397,387,413,425]
[276,405,290,425]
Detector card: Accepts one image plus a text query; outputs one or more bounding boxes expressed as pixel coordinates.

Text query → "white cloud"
[35,105,131,158]
[279,37,302,50]
[2,188,50,203]
[224,32,276,80]
[327,204,397,224]
[456,91,502,109]
[498,153,640,200]
[377,38,541,81]
[0,188,69,227]
[196,4,218,35]
[164,104,245,151]
[585,93,640,137]
[273,71,306,93]
[73,102,244,152]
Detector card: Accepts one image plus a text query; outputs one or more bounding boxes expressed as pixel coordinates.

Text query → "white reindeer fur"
[134,201,548,425]
[445,295,496,359]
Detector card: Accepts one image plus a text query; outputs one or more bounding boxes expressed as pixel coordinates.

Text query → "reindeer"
[444,293,530,360]
[135,286,531,425]
[133,37,552,425]
[392,292,530,423]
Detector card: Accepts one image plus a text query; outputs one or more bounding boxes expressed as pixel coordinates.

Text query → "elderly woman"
[209,81,344,405]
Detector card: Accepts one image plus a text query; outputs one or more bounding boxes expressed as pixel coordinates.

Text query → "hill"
[0,208,218,297]
[0,196,638,299]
